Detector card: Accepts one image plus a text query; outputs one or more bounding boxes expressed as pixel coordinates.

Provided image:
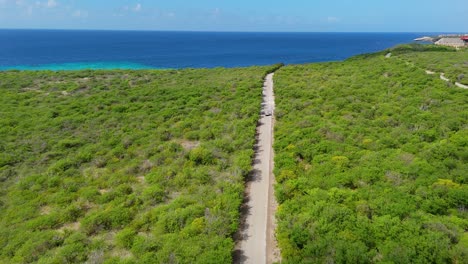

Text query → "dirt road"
[235,73,278,264]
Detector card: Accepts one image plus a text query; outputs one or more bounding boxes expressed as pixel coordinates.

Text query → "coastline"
[0,61,154,71]
[0,31,424,71]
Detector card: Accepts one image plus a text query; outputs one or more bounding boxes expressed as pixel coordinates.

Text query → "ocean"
[0,30,427,70]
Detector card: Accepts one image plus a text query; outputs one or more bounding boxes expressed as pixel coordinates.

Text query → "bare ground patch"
[58,222,81,233]
[179,140,200,151]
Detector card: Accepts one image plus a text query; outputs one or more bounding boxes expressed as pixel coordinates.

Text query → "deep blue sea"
[0,30,428,70]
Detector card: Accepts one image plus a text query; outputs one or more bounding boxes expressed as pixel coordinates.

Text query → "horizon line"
[0,28,464,34]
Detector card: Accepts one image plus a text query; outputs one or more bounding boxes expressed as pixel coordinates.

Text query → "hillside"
[396,47,468,85]
[1,45,467,264]
[273,46,468,263]
[0,67,274,263]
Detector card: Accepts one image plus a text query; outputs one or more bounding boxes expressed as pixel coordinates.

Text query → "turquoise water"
[0,61,153,71]
[0,30,427,70]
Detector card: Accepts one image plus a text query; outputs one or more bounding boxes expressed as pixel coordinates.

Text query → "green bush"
[188,146,214,165]
[0,66,275,262]
[116,227,137,249]
[142,184,165,205]
[274,50,468,262]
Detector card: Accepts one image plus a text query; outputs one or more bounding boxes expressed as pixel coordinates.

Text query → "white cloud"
[9,0,34,16]
[46,0,56,8]
[327,16,340,23]
[118,3,142,14]
[29,0,58,9]
[72,9,88,18]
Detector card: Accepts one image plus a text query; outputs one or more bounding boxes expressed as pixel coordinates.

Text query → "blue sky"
[0,0,467,32]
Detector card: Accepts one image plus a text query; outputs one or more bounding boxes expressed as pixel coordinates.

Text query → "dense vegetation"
[396,48,468,85]
[1,43,466,263]
[273,47,467,263]
[0,67,274,263]
[352,43,468,84]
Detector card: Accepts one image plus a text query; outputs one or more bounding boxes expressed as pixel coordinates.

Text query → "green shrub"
[188,146,214,165]
[274,50,468,262]
[0,65,277,262]
[116,227,137,249]
[142,185,165,205]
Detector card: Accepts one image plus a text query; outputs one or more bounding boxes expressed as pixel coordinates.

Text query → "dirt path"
[440,73,450,82]
[424,71,468,89]
[235,73,279,264]
[455,82,468,89]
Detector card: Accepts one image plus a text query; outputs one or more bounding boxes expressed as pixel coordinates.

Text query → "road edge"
[266,73,281,263]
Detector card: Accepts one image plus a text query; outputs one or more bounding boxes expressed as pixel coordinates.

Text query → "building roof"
[435,38,466,47]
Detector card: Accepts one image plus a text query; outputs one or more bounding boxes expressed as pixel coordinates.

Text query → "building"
[461,36,468,45]
[435,38,466,48]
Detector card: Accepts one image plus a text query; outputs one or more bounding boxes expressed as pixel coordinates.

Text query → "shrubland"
[395,47,468,85]
[273,47,468,263]
[1,43,467,264]
[352,43,468,84]
[0,66,274,263]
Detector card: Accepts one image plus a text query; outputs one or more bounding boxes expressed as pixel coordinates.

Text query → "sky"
[0,0,467,32]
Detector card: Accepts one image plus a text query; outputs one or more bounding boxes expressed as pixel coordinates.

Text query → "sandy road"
[235,73,278,264]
